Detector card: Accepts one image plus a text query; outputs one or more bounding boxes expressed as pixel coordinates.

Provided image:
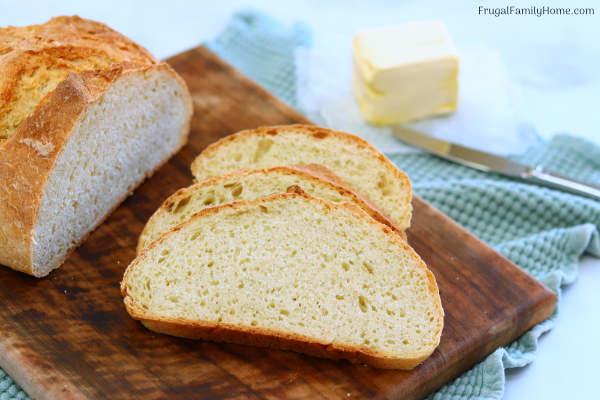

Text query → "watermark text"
[477,5,595,17]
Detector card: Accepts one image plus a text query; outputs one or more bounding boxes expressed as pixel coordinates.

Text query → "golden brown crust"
[0,70,95,273]
[137,317,426,370]
[0,16,155,61]
[137,164,404,254]
[0,16,192,276]
[0,15,157,142]
[190,124,412,229]
[122,191,443,370]
[0,62,191,276]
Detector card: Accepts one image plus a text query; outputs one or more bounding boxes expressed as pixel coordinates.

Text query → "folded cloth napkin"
[207,10,600,400]
[2,10,599,400]
[0,369,27,400]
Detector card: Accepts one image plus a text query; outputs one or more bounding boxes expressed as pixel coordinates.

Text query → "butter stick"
[353,21,459,125]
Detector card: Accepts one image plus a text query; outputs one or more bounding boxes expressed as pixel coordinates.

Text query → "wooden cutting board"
[0,46,556,400]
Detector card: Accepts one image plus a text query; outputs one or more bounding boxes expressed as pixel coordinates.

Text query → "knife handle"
[527,166,600,201]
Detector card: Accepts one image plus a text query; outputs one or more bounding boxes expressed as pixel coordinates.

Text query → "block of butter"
[353,21,459,125]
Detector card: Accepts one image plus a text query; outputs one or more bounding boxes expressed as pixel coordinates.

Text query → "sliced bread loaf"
[137,164,399,253]
[0,16,192,276]
[190,125,412,231]
[122,190,443,370]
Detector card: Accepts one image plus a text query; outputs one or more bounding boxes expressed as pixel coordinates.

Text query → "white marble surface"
[1,1,599,398]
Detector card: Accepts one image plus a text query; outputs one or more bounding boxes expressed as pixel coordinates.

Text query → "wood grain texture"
[0,46,556,400]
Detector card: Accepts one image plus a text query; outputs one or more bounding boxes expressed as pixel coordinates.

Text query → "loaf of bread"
[122,189,443,370]
[190,125,412,231]
[0,16,193,277]
[137,164,400,253]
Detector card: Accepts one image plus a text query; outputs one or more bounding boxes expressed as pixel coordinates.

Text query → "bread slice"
[190,125,412,231]
[137,164,400,254]
[121,190,443,370]
[0,17,193,277]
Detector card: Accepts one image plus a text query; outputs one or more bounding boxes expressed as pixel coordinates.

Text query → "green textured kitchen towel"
[2,10,598,400]
[207,10,311,109]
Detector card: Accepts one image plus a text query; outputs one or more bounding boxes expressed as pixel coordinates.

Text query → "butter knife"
[392,126,600,201]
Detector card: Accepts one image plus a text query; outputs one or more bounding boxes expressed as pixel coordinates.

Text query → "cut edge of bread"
[122,189,443,370]
[136,164,404,254]
[189,124,413,231]
[0,62,193,277]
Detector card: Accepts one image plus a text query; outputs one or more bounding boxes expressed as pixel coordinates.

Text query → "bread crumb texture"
[32,67,188,276]
[138,166,392,252]
[124,193,442,367]
[191,125,412,231]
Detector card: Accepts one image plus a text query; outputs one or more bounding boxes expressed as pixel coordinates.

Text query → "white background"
[1,1,599,398]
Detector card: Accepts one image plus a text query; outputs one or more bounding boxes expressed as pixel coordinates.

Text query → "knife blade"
[392,126,600,201]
